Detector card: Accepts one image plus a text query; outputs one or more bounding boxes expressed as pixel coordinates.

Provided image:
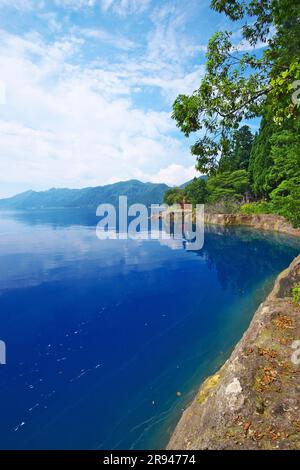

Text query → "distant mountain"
[0,180,170,210]
[179,175,208,189]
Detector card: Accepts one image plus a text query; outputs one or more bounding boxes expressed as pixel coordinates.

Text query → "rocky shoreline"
[204,213,300,238]
[167,214,300,450]
[154,210,300,238]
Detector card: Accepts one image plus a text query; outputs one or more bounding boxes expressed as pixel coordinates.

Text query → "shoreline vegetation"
[164,1,300,232]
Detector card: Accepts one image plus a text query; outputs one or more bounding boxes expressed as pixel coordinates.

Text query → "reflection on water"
[0,210,299,450]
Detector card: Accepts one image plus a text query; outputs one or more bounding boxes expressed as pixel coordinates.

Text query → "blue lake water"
[0,210,299,450]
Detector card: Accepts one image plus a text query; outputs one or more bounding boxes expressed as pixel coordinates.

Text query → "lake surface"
[0,210,299,450]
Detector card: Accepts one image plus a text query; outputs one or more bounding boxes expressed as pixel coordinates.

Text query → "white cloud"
[54,0,96,8]
[78,27,136,50]
[134,164,198,187]
[100,0,150,16]
[0,0,96,10]
[234,39,268,52]
[0,29,195,196]
[0,1,209,197]
[88,3,205,103]
[0,0,38,9]
[38,12,62,33]
[148,3,191,65]
[138,68,203,99]
[231,25,274,52]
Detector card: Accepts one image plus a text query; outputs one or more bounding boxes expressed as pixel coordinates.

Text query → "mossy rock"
[197,373,221,405]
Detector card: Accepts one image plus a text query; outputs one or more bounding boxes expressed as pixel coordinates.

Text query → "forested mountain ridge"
[0,180,170,209]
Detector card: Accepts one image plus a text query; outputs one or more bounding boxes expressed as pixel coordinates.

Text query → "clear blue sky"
[0,0,260,197]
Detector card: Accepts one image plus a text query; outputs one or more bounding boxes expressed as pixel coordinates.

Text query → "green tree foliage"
[248,116,275,197]
[268,116,300,226]
[163,178,209,207]
[171,0,300,226]
[163,188,184,206]
[172,0,300,174]
[219,125,254,173]
[184,178,209,206]
[248,112,300,226]
[207,170,250,203]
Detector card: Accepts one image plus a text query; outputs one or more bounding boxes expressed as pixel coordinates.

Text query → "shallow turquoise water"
[0,210,299,449]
